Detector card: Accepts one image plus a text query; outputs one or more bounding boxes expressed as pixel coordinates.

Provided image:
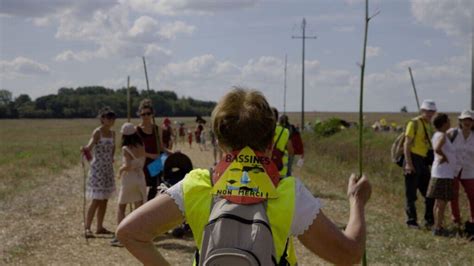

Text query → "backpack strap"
[418,118,433,149]
[277,238,290,266]
[448,128,459,143]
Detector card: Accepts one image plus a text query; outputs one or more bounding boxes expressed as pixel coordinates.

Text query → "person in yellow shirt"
[403,99,436,229]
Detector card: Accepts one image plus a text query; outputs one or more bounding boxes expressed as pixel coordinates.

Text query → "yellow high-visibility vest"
[274,125,290,177]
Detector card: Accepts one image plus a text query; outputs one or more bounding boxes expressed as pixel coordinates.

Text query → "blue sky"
[0,0,471,112]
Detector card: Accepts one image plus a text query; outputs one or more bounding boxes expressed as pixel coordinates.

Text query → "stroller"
[159,152,193,238]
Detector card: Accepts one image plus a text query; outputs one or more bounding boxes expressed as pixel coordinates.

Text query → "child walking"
[81,107,116,238]
[427,113,457,236]
[111,123,147,246]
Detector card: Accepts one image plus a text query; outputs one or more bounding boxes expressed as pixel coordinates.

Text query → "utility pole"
[408,67,421,110]
[127,76,131,122]
[471,2,474,110]
[283,54,287,114]
[292,18,317,129]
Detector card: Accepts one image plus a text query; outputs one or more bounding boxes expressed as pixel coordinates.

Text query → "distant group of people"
[81,99,176,246]
[402,99,474,239]
[372,118,404,132]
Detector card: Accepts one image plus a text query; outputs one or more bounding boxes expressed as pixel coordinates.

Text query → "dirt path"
[1,142,332,265]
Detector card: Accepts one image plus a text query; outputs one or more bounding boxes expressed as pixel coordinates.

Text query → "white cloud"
[1,1,196,62]
[411,0,471,37]
[50,3,191,62]
[158,21,195,39]
[31,17,51,27]
[0,0,117,18]
[366,46,381,58]
[128,16,160,40]
[121,0,258,16]
[365,55,470,111]
[159,54,239,80]
[0,57,51,79]
[395,59,426,70]
[155,54,359,111]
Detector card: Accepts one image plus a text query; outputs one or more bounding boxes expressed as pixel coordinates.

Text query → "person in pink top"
[448,110,474,239]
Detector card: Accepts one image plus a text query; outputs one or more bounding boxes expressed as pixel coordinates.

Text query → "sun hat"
[458,110,473,120]
[420,99,437,111]
[121,122,136,135]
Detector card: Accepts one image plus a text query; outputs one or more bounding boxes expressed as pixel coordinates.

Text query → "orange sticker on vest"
[211,147,280,204]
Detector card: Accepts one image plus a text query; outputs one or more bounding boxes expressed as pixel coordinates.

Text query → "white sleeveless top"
[431,132,457,178]
[448,128,474,179]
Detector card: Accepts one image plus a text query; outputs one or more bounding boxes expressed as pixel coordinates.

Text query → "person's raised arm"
[117,193,184,265]
[298,174,371,265]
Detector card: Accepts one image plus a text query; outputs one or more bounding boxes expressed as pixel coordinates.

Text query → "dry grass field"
[1,114,473,265]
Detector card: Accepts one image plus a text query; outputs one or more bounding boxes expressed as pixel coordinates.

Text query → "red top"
[137,125,161,180]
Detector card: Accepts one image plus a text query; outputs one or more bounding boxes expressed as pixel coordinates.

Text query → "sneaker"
[424,221,434,230]
[110,237,123,247]
[407,222,420,229]
[432,228,449,237]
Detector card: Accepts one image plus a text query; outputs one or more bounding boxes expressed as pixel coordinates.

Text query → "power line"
[292,18,317,129]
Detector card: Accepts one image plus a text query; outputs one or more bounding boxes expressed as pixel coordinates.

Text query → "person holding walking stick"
[116,88,371,265]
[80,107,117,238]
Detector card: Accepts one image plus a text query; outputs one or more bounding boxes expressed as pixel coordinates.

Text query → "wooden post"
[127,76,131,122]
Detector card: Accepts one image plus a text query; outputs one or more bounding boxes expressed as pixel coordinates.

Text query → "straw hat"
[120,122,136,135]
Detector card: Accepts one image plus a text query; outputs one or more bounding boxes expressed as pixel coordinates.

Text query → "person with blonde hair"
[116,88,371,265]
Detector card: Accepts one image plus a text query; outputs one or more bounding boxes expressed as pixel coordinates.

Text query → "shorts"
[427,178,453,201]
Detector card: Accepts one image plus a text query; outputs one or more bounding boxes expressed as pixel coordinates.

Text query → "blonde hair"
[212,87,276,152]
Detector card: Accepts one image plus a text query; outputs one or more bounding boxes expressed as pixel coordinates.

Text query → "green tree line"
[0,86,216,118]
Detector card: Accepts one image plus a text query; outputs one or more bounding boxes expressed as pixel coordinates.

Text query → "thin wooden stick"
[142,56,161,151]
[359,0,379,265]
